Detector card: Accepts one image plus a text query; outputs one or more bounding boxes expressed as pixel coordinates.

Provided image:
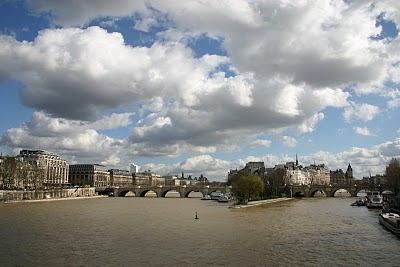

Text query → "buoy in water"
[195,212,199,219]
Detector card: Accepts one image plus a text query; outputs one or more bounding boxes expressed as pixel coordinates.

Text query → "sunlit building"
[303,164,330,185]
[109,169,133,187]
[132,171,164,186]
[69,164,109,187]
[17,149,69,187]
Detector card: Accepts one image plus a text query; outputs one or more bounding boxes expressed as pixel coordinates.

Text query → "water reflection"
[123,190,202,197]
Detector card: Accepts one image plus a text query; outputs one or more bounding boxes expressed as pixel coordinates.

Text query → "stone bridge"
[288,184,388,197]
[96,185,231,198]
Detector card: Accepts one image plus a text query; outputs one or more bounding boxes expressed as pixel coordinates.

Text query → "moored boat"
[201,194,212,200]
[378,213,400,236]
[366,191,383,209]
[210,192,223,200]
[350,198,366,206]
[217,194,230,203]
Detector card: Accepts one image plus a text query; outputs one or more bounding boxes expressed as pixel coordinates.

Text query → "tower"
[130,163,139,174]
[344,163,354,184]
[345,163,353,178]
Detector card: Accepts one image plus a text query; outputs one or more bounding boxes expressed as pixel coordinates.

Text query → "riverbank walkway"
[1,195,107,204]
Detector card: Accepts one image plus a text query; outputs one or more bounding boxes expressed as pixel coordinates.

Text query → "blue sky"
[0,0,400,181]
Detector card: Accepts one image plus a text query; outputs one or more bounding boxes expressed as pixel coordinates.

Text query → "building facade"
[228,162,266,184]
[163,175,181,186]
[330,164,355,185]
[132,171,164,186]
[229,156,343,187]
[109,169,133,187]
[286,161,308,185]
[69,164,110,187]
[303,164,330,185]
[17,149,69,187]
[130,163,139,174]
[357,174,386,186]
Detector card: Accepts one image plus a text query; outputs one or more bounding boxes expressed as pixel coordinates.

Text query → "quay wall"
[0,188,97,202]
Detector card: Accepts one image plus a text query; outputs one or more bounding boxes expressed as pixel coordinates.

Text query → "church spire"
[347,163,352,171]
[296,153,298,166]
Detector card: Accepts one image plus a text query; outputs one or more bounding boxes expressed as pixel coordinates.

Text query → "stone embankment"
[230,197,294,209]
[0,187,99,203]
[6,195,107,204]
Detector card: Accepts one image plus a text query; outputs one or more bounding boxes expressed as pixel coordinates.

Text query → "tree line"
[385,158,400,196]
[227,168,289,204]
[0,156,45,190]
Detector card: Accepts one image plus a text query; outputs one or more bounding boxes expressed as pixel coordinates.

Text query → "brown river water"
[0,196,399,267]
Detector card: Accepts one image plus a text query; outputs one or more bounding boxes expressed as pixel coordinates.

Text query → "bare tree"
[30,161,45,190]
[15,161,29,189]
[385,158,400,196]
[0,156,19,189]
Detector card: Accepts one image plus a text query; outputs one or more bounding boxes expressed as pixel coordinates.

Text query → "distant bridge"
[96,183,387,198]
[288,184,388,197]
[96,185,231,198]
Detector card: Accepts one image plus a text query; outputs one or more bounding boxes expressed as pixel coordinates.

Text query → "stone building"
[358,174,386,186]
[303,164,330,185]
[286,162,307,185]
[285,155,309,185]
[130,163,139,174]
[227,162,266,184]
[69,164,109,187]
[132,171,164,186]
[330,164,354,185]
[286,156,331,185]
[163,175,181,186]
[229,156,332,186]
[17,149,69,187]
[109,169,133,187]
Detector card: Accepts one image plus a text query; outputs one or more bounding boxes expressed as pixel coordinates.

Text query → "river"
[0,196,399,267]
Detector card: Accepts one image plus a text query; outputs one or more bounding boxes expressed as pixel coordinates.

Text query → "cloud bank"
[0,0,399,180]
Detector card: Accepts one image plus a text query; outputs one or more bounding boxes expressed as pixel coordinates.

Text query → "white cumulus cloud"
[343,103,380,122]
[249,139,272,148]
[353,126,375,136]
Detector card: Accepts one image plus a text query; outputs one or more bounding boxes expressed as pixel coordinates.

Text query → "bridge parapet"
[289,184,387,197]
[97,185,231,198]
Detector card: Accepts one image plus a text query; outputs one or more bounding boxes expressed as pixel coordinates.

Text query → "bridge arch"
[160,189,182,198]
[117,190,136,197]
[309,189,327,197]
[329,188,351,197]
[354,188,368,197]
[292,190,305,197]
[184,189,203,198]
[139,190,159,197]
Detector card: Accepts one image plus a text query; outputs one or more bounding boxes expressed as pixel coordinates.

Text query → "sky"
[0,0,400,181]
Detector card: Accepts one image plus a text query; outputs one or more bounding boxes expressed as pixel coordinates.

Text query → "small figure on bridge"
[195,212,199,220]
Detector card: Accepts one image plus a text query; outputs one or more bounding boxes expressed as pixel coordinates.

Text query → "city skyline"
[0,0,400,181]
